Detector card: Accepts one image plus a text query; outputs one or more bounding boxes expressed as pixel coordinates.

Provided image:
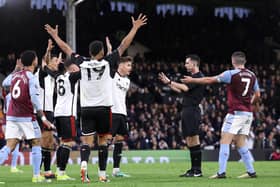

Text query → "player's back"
[54,72,78,117]
[80,59,112,107]
[7,70,34,118]
[227,68,257,113]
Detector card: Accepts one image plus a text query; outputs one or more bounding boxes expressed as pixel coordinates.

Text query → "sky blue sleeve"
[28,74,42,111]
[2,74,12,88]
[216,70,232,84]
[253,79,260,92]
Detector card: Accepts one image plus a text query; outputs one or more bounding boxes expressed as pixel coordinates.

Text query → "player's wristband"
[41,116,47,121]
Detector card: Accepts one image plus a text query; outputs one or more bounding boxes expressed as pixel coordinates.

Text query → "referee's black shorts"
[55,116,77,141]
[37,111,54,131]
[80,106,112,136]
[181,106,201,137]
[111,114,129,137]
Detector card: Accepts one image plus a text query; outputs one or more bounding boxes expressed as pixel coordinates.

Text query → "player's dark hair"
[120,56,133,63]
[20,50,37,66]
[186,54,200,66]
[64,58,74,68]
[89,40,104,57]
[232,51,246,64]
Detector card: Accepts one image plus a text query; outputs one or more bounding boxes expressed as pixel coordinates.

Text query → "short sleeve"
[104,49,120,69]
[216,70,233,84]
[71,53,87,65]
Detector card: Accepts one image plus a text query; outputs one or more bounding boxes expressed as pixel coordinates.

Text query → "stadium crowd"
[1,55,280,151]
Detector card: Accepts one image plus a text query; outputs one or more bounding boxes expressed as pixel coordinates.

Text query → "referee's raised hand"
[131,13,147,30]
[158,72,171,85]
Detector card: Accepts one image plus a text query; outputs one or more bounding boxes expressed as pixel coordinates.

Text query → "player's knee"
[81,135,94,146]
[31,138,41,147]
[6,139,19,151]
[61,139,75,147]
[186,136,199,147]
[115,135,124,142]
[98,135,108,146]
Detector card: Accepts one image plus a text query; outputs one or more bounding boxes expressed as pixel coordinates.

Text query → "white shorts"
[5,121,41,140]
[221,111,253,135]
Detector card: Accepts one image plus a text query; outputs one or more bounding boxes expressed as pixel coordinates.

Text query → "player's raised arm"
[158,72,189,93]
[106,36,112,55]
[44,24,73,56]
[43,39,54,66]
[117,14,147,56]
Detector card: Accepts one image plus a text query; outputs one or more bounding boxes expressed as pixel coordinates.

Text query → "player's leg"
[80,135,93,183]
[209,114,237,179]
[41,130,55,178]
[39,112,55,179]
[111,114,129,177]
[20,120,49,183]
[185,135,202,177]
[10,143,23,173]
[97,135,109,182]
[80,108,96,183]
[235,113,256,178]
[56,116,76,181]
[97,107,111,182]
[0,121,21,164]
[235,134,256,178]
[180,107,202,177]
[0,139,18,164]
[31,138,43,181]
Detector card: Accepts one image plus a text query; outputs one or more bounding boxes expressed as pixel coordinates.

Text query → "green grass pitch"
[0,161,280,187]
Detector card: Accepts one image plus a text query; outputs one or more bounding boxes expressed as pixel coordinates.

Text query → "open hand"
[45,24,58,37]
[158,72,170,84]
[131,13,147,30]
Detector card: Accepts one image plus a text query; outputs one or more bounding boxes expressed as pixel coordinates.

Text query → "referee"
[159,54,205,177]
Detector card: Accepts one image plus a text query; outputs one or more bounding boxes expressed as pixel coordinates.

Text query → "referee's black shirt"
[182,72,205,107]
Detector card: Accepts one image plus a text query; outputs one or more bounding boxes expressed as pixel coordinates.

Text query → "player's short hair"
[232,51,246,64]
[20,50,37,66]
[64,58,74,68]
[186,54,200,66]
[89,40,104,56]
[120,56,133,64]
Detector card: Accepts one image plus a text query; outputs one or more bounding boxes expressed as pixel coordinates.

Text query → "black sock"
[42,148,51,171]
[189,145,202,171]
[98,145,108,171]
[59,145,71,171]
[113,142,123,168]
[56,146,62,168]
[80,144,90,162]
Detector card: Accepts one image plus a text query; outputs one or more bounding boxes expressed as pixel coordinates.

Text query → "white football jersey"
[111,72,130,115]
[35,69,55,112]
[54,72,78,117]
[79,59,113,107]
